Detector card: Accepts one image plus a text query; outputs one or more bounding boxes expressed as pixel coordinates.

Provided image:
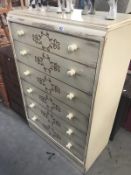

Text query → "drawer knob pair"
[67,69,76,77]
[31,115,38,121]
[66,93,75,100]
[29,103,36,108]
[17,30,25,36]
[66,113,74,120]
[66,142,72,149]
[27,88,33,94]
[23,70,31,76]
[68,44,78,53]
[66,129,73,136]
[20,50,28,56]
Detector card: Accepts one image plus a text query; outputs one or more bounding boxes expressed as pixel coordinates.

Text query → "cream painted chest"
[7,9,131,173]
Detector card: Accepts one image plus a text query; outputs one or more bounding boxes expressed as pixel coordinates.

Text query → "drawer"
[28,109,85,161]
[18,62,92,116]
[10,22,100,67]
[15,41,95,93]
[22,80,89,133]
[25,97,87,147]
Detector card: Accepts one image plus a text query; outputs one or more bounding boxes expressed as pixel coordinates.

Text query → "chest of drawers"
[7,9,131,173]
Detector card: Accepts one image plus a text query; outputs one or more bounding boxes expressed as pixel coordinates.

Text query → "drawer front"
[15,41,96,93]
[28,109,85,161]
[18,62,92,116]
[10,22,100,67]
[25,97,87,147]
[22,80,89,133]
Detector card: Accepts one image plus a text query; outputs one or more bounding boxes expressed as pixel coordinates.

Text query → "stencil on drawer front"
[36,76,61,94]
[38,94,61,112]
[22,80,89,133]
[15,41,95,93]
[18,62,92,116]
[28,109,62,141]
[34,54,60,73]
[32,31,60,52]
[26,97,87,147]
[10,23,100,67]
[28,109,85,161]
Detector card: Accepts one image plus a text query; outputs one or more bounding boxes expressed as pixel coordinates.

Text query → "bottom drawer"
[27,109,85,161]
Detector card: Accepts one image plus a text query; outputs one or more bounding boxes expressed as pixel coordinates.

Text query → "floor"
[0,104,131,175]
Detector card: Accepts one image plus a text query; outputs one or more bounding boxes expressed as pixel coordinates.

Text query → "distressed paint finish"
[27,109,85,160]
[14,41,96,93]
[7,9,131,174]
[17,62,92,116]
[22,80,89,132]
[10,22,100,67]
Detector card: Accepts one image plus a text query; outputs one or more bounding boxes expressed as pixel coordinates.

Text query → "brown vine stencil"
[36,76,61,94]
[32,31,60,52]
[39,94,61,112]
[35,52,60,74]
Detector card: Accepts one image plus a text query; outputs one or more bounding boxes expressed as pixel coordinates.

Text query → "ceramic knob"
[23,70,31,76]
[32,115,38,121]
[66,129,73,136]
[68,44,78,52]
[66,113,74,120]
[17,30,25,36]
[29,103,36,108]
[20,50,28,56]
[27,88,33,94]
[66,142,72,149]
[67,69,76,76]
[66,93,75,100]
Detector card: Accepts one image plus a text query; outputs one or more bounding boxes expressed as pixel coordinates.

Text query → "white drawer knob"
[17,30,25,36]
[66,129,73,136]
[23,70,31,76]
[68,44,78,52]
[66,142,72,149]
[66,93,75,100]
[27,88,33,94]
[29,103,36,108]
[66,113,74,120]
[20,50,28,56]
[67,69,76,76]
[32,115,38,121]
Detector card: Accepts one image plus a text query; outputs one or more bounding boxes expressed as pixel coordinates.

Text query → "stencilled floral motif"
[40,110,61,128]
[35,52,60,74]
[36,76,60,94]
[38,94,61,112]
[39,111,62,141]
[41,121,62,141]
[32,31,60,52]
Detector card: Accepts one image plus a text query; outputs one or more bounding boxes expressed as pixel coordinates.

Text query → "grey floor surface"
[0,104,131,175]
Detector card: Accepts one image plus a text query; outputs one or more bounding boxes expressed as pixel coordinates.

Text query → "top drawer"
[10,22,100,67]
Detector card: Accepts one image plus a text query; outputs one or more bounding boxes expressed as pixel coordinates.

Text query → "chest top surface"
[8,8,131,29]
[7,9,131,40]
